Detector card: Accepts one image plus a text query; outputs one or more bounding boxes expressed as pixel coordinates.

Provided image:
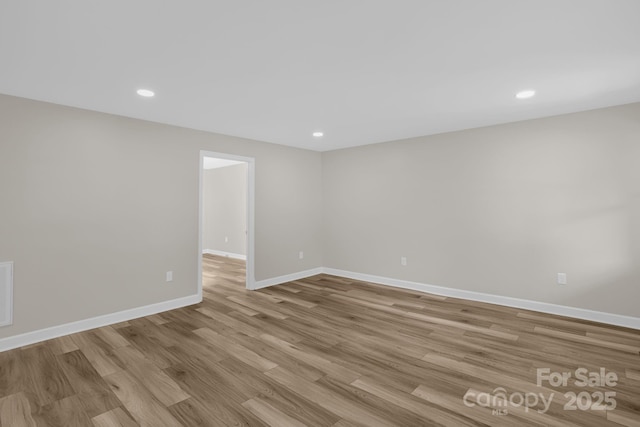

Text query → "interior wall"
[1,91,638,342]
[203,163,248,257]
[0,93,322,339]
[322,102,640,317]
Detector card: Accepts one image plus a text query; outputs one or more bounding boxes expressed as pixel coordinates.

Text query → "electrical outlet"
[401,257,407,266]
[557,273,567,285]
[224,236,229,243]
[166,271,173,282]
[299,251,304,259]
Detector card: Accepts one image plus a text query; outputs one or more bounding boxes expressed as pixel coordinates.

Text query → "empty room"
[1,1,639,426]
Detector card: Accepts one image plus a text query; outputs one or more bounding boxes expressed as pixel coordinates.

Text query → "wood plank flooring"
[1,254,639,426]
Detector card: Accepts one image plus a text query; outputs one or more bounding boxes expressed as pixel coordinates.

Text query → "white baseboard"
[323,268,640,330]
[253,267,324,290]
[0,294,201,352]
[203,249,247,260]
[3,265,636,352]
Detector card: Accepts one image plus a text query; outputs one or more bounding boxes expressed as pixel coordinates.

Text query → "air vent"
[0,262,13,327]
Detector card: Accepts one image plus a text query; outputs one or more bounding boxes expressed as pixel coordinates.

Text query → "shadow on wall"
[553,193,640,317]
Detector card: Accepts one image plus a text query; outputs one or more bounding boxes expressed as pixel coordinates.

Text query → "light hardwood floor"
[1,254,639,426]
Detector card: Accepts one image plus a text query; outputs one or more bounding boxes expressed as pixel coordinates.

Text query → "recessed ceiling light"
[312,131,324,137]
[516,89,535,99]
[136,89,155,97]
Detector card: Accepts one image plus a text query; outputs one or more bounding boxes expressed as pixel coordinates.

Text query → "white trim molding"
[203,249,247,261]
[0,293,201,352]
[198,151,255,292]
[229,265,640,329]
[253,267,324,290]
[3,265,637,352]
[322,268,640,330]
[0,262,13,327]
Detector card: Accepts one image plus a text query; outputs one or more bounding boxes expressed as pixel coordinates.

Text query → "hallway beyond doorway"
[202,254,246,289]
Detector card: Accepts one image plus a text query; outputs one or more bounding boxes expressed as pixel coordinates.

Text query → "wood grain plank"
[165,363,267,427]
[218,357,339,426]
[260,333,361,382]
[351,376,478,426]
[411,384,517,427]
[265,366,398,427]
[94,326,131,350]
[21,345,75,407]
[56,350,121,418]
[227,296,289,320]
[196,306,262,337]
[194,327,278,372]
[534,326,640,353]
[113,345,190,407]
[32,394,93,427]
[0,349,25,397]
[103,370,183,427]
[167,397,232,427]
[242,397,309,427]
[91,407,139,427]
[626,369,640,381]
[607,409,640,427]
[71,332,124,377]
[49,335,80,355]
[0,393,37,427]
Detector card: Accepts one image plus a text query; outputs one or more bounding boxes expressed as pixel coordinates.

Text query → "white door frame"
[198,151,255,295]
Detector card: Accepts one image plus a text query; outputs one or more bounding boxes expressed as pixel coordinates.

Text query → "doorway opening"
[198,151,255,296]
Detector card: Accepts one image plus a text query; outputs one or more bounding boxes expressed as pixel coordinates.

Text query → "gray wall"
[0,94,322,338]
[1,91,638,341]
[323,102,640,317]
[203,163,248,256]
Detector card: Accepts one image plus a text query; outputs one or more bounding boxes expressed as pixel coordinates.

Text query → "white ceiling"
[1,1,639,152]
